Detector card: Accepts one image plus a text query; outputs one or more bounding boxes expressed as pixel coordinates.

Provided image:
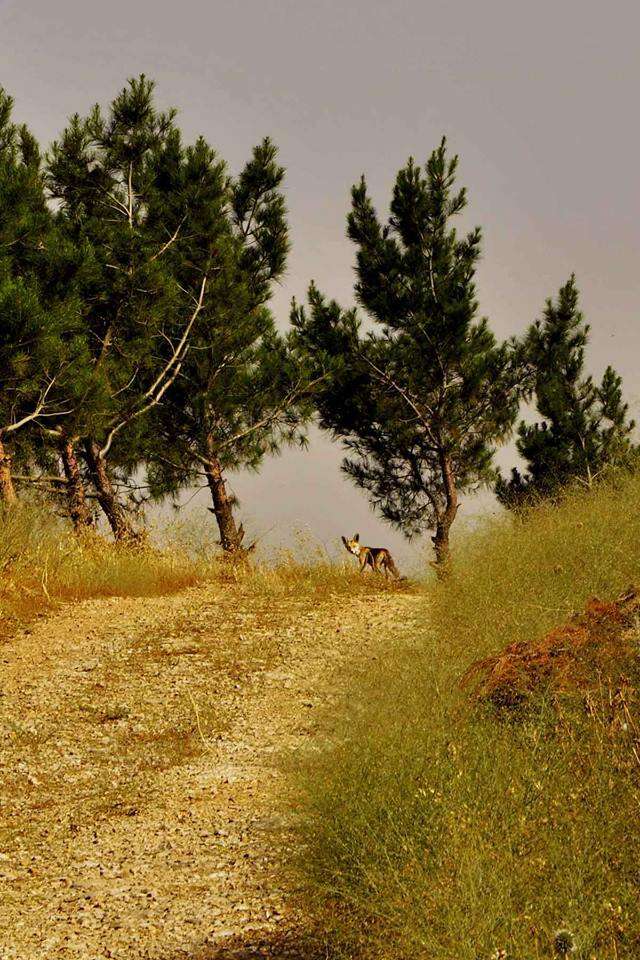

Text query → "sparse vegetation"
[295,472,640,960]
[0,503,400,631]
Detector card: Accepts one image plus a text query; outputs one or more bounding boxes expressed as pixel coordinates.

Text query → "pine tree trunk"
[59,436,93,533]
[83,440,138,542]
[203,438,244,554]
[0,436,17,506]
[431,451,459,577]
[432,520,452,577]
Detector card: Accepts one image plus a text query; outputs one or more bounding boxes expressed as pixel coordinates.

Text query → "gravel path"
[0,580,420,959]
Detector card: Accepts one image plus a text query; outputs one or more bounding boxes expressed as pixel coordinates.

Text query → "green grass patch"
[296,475,640,959]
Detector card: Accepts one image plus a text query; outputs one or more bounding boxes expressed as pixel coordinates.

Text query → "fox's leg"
[359,554,367,574]
[387,555,400,580]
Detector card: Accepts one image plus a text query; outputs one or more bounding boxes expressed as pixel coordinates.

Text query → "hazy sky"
[1,0,639,563]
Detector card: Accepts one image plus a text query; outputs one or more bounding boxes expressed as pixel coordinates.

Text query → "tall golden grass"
[295,473,640,960]
[0,504,219,626]
[0,504,400,629]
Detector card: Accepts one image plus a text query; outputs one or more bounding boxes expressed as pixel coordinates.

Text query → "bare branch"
[12,473,67,486]
[149,216,187,262]
[217,375,325,451]
[127,161,134,227]
[141,274,207,403]
[99,275,208,458]
[4,376,69,435]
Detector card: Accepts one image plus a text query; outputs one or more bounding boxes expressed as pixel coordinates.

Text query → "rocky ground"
[0,576,420,959]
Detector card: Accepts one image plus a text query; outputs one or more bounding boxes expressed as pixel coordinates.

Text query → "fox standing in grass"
[341,534,401,579]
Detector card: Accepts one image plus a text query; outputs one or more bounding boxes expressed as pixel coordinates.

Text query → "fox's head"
[341,533,361,556]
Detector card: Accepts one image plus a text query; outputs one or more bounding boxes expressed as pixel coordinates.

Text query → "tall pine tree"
[47,77,223,540]
[496,275,636,506]
[0,88,86,508]
[293,139,521,570]
[146,139,316,554]
[45,77,312,549]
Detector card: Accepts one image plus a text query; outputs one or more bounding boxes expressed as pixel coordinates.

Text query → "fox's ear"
[341,536,348,548]
[354,533,360,542]
[207,508,215,514]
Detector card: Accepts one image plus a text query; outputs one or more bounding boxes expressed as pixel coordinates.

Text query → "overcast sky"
[1,0,638,563]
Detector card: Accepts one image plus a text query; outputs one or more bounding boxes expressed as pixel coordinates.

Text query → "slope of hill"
[296,474,640,960]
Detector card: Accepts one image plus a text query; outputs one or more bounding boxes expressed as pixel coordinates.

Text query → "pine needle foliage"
[497,275,636,507]
[0,88,86,502]
[293,139,521,568]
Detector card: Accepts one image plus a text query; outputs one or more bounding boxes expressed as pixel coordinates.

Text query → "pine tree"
[0,88,86,509]
[292,139,521,571]
[496,275,636,506]
[46,76,219,540]
[46,77,311,550]
[146,139,316,554]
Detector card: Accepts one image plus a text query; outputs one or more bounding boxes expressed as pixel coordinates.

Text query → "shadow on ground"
[172,929,333,960]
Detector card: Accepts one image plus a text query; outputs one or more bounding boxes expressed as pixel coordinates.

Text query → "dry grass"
[0,504,218,626]
[295,472,640,960]
[0,505,404,636]
[248,548,407,600]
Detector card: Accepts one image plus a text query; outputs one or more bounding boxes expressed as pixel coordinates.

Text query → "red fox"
[341,533,401,579]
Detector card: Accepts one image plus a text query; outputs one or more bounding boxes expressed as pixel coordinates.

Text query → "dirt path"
[0,579,420,960]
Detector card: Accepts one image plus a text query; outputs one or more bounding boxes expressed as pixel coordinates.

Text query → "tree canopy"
[0,80,636,569]
[497,275,636,507]
[292,139,522,568]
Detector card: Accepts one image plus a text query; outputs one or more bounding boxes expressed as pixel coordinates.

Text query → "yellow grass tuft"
[0,504,216,627]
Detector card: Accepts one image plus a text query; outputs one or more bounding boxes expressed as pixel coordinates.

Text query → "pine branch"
[359,353,439,448]
[216,375,324,451]
[99,274,207,458]
[149,215,187,262]
[3,375,71,435]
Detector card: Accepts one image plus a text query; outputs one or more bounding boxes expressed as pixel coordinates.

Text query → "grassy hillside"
[296,475,640,959]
